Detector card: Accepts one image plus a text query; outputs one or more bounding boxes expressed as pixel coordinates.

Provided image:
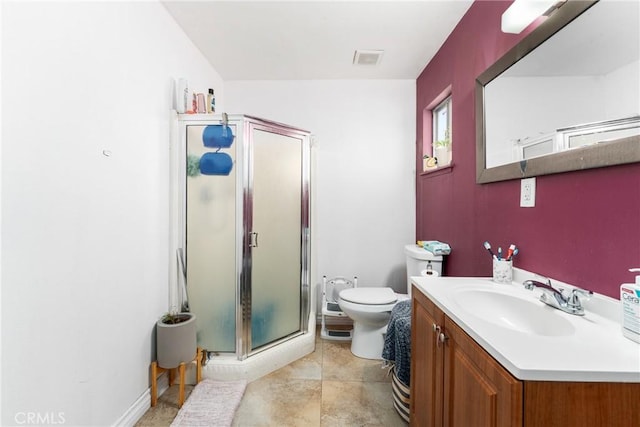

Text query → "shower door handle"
[250,231,259,248]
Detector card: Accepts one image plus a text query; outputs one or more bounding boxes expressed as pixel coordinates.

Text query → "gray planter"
[156,313,197,369]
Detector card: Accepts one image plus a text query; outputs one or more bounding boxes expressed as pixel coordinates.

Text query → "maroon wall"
[416,1,640,298]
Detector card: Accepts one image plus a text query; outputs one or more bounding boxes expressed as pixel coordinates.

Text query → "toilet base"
[350,321,387,360]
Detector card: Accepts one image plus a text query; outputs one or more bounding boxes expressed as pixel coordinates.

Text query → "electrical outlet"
[520,177,536,207]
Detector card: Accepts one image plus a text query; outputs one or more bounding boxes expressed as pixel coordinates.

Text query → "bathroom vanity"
[410,277,640,427]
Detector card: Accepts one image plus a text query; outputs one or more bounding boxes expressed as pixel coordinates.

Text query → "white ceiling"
[504,0,640,78]
[162,0,473,80]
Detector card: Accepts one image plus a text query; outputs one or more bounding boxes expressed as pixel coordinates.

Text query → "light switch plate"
[520,177,536,207]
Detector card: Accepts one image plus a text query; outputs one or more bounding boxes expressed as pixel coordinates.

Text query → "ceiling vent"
[353,49,384,66]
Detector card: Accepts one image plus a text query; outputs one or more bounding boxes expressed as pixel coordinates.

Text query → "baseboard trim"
[112,372,169,427]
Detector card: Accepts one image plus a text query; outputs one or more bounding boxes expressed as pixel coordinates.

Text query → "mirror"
[476,0,640,183]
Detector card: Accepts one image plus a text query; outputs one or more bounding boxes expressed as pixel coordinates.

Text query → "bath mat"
[170,379,247,427]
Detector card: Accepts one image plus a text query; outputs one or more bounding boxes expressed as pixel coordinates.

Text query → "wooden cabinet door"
[443,317,522,427]
[524,381,640,427]
[411,286,445,427]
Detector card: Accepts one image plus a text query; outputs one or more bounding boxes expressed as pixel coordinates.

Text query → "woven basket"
[391,367,410,423]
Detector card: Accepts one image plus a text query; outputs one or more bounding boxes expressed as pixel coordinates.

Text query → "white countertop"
[411,276,640,382]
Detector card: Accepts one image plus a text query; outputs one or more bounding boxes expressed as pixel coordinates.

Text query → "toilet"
[337,244,443,359]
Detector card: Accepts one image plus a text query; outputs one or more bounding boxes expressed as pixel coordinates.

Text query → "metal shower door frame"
[239,116,311,359]
[170,113,310,361]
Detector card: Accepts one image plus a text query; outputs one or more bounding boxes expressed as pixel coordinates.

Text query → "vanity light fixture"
[501,0,566,34]
[353,49,384,66]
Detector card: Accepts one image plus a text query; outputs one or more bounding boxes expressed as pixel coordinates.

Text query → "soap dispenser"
[621,268,640,343]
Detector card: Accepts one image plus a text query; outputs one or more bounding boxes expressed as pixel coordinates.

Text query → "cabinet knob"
[437,332,448,347]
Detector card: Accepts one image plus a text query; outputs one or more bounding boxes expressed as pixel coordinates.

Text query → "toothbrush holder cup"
[493,259,513,284]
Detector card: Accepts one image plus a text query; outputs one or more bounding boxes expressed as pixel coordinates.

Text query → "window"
[432,96,452,166]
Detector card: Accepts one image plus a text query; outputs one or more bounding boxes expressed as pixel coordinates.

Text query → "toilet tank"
[404,244,444,295]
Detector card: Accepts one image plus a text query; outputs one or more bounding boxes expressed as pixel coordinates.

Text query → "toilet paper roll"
[420,269,439,278]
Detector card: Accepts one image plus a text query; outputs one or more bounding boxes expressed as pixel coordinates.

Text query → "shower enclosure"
[169,113,313,376]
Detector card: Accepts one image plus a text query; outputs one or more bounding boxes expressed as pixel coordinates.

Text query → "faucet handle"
[523,279,551,290]
[568,287,593,307]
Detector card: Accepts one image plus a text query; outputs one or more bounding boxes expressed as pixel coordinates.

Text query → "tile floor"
[135,328,407,426]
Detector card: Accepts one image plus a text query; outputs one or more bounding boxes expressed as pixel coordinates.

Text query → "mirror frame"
[475,0,640,184]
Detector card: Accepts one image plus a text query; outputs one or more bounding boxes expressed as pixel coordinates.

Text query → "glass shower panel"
[186,125,237,352]
[251,129,302,349]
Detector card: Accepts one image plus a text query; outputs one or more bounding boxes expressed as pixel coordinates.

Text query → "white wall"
[1,1,223,425]
[486,60,640,168]
[603,59,640,119]
[225,80,417,308]
[485,75,603,167]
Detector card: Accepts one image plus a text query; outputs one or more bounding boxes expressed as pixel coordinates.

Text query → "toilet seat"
[339,287,397,305]
[337,287,399,359]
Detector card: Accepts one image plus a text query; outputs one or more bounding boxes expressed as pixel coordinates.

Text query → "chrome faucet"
[523,279,593,316]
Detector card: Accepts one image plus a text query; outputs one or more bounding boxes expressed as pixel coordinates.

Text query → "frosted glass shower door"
[250,128,302,349]
[186,125,237,352]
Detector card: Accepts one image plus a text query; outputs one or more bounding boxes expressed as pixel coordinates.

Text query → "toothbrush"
[509,248,519,260]
[498,247,503,260]
[483,241,497,260]
[505,244,516,260]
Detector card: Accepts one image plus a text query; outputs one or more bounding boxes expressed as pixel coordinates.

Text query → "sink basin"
[411,276,639,382]
[453,288,575,337]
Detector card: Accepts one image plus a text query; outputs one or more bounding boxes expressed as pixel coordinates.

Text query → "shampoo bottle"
[176,78,188,113]
[196,93,206,113]
[621,268,640,343]
[207,88,216,114]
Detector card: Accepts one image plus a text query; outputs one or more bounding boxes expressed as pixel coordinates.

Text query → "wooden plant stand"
[151,347,203,408]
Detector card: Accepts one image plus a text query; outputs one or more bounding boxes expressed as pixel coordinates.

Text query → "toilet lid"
[339,287,397,305]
